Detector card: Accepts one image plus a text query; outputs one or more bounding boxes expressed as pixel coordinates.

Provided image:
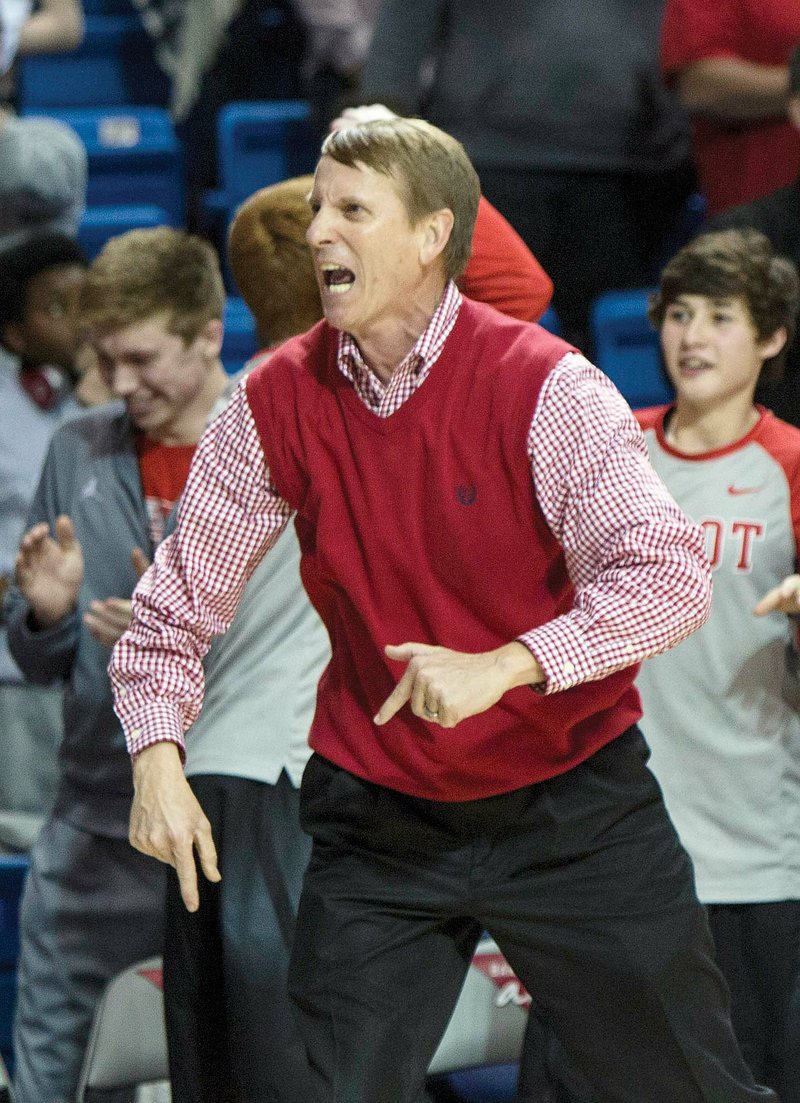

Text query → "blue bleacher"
[0,855,29,1075]
[217,100,318,201]
[222,297,259,376]
[25,107,184,225]
[537,304,561,336]
[78,203,174,259]
[590,288,674,410]
[82,0,135,11]
[17,14,168,110]
[203,100,318,231]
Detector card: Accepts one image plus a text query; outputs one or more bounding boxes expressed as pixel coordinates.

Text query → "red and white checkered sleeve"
[110,383,293,758]
[518,354,711,693]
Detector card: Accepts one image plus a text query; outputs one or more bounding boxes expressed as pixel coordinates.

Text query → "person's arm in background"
[17,0,84,55]
[357,0,444,114]
[289,0,376,82]
[5,432,82,685]
[676,58,789,121]
[661,0,790,122]
[460,196,553,322]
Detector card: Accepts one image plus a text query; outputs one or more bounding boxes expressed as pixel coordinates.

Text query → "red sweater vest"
[246,298,641,800]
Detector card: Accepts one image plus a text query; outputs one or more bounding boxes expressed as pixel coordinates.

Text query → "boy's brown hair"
[228,176,322,344]
[649,228,800,374]
[80,227,225,343]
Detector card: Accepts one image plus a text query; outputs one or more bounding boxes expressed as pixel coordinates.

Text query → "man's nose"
[306,207,335,248]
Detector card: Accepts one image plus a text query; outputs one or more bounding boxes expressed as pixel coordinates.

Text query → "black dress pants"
[163,773,313,1103]
[707,902,800,1103]
[288,729,776,1103]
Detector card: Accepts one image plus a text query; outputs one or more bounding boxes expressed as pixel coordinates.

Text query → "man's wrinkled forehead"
[309,154,408,208]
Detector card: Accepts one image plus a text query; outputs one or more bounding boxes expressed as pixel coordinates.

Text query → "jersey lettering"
[699,517,766,573]
[731,520,765,573]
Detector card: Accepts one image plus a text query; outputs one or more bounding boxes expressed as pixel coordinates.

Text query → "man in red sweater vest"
[111,119,771,1102]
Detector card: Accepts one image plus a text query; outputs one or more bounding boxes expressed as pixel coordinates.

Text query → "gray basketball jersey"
[636,406,800,903]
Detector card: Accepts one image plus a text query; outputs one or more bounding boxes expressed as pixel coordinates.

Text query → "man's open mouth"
[320,264,355,294]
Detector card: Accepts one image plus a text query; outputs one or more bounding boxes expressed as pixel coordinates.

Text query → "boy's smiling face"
[660,293,787,410]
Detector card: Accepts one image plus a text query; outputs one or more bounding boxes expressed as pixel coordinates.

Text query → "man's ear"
[419,208,455,268]
[1,321,26,358]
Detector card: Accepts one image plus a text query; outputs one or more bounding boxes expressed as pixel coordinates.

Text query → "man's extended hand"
[15,514,83,626]
[130,742,220,912]
[374,641,543,728]
[84,547,150,648]
[754,573,800,616]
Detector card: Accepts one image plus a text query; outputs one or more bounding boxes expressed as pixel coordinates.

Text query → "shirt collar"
[335,280,462,389]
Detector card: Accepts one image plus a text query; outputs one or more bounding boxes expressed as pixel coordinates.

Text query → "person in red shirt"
[112,118,766,1102]
[661,0,800,216]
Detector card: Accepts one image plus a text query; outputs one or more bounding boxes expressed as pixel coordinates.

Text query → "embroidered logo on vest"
[456,484,477,506]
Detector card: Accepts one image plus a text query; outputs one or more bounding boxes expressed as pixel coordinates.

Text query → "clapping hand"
[15,514,84,627]
[753,573,800,617]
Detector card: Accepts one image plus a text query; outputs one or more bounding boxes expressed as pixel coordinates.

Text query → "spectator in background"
[354,0,694,353]
[661,0,800,217]
[706,45,800,424]
[637,228,800,1102]
[292,0,379,133]
[0,109,86,249]
[0,232,90,854]
[0,0,84,105]
[5,227,228,1103]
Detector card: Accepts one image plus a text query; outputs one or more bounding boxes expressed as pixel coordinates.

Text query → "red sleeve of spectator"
[660,0,740,78]
[459,196,553,322]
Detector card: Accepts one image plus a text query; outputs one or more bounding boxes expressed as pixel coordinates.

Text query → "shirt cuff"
[517,616,598,694]
[117,695,187,761]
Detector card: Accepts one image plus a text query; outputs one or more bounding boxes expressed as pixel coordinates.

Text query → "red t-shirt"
[136,435,197,546]
[661,0,800,215]
[460,196,553,322]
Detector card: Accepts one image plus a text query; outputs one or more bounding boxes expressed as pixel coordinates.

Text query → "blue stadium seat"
[222,297,259,376]
[537,305,561,336]
[25,107,184,225]
[78,204,174,259]
[83,0,135,11]
[202,100,318,240]
[590,288,674,410]
[17,15,168,109]
[218,100,318,201]
[0,855,29,1075]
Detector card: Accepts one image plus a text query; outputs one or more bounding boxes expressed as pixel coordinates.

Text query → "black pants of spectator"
[288,729,776,1103]
[477,163,696,357]
[707,902,800,1103]
[163,772,314,1103]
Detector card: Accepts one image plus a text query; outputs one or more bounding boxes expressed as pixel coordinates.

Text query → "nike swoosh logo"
[727,484,765,496]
